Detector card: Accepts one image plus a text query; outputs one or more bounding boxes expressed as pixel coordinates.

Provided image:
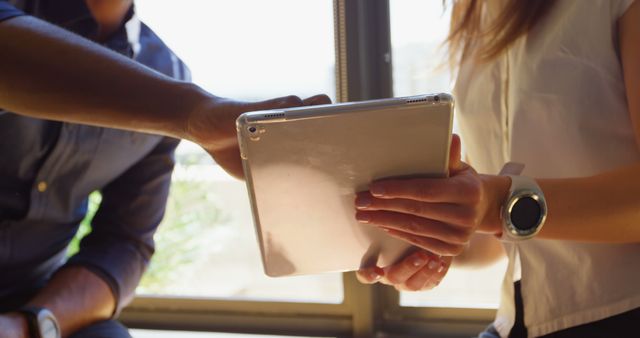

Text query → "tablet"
[237,93,454,277]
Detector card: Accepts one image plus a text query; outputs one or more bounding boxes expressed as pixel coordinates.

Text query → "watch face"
[510,196,542,231]
[40,317,58,338]
[37,310,60,338]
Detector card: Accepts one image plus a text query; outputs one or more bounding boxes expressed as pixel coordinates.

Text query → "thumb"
[448,134,464,174]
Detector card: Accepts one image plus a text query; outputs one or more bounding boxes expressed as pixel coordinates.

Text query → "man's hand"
[356,250,452,291]
[0,313,28,338]
[186,94,331,179]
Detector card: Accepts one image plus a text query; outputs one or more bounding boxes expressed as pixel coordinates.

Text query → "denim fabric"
[68,320,132,338]
[478,324,501,338]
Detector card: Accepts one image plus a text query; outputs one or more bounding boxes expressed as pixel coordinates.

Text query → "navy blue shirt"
[0,0,189,312]
[0,2,20,21]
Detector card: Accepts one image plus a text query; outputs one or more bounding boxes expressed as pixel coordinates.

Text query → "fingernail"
[369,271,382,281]
[437,262,445,273]
[370,185,386,197]
[411,254,427,267]
[355,195,372,209]
[428,260,439,270]
[370,267,384,281]
[356,212,371,223]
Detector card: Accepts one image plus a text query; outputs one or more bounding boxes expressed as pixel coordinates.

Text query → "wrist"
[176,82,217,142]
[182,83,222,145]
[479,174,511,235]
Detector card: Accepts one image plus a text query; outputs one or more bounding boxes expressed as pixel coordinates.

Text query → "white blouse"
[453,0,638,337]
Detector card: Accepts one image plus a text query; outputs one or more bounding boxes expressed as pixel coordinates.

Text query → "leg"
[68,320,132,338]
[478,324,502,338]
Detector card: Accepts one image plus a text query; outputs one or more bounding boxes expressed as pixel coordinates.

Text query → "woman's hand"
[355,134,508,256]
[356,250,452,291]
[356,134,468,291]
[187,94,331,179]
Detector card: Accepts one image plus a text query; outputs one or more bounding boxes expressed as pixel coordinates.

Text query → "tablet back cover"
[238,95,453,276]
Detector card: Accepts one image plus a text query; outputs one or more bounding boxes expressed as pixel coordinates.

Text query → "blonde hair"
[446,0,555,66]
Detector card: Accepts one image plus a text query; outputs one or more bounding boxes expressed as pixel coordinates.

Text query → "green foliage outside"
[69,169,224,293]
[137,178,225,293]
[67,192,101,257]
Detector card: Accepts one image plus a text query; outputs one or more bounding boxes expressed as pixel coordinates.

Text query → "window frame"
[120,1,497,336]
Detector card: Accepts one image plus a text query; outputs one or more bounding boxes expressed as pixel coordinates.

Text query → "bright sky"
[135,0,450,101]
[390,0,451,46]
[134,0,453,156]
[135,0,336,101]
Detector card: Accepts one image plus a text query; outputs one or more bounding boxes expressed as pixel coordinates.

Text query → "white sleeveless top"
[453,0,638,337]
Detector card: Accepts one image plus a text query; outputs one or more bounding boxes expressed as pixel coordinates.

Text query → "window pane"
[134,0,341,303]
[390,0,507,308]
[400,259,508,309]
[390,0,451,97]
[132,330,335,338]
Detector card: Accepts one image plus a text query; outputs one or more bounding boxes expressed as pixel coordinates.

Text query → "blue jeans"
[478,324,501,338]
[68,320,132,338]
[1,285,131,338]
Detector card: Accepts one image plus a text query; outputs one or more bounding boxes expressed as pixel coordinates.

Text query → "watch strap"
[18,307,44,338]
[498,162,525,176]
[18,306,61,338]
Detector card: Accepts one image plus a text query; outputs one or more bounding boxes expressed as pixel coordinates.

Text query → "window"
[131,330,334,338]
[110,1,505,337]
[389,0,508,310]
[134,0,341,304]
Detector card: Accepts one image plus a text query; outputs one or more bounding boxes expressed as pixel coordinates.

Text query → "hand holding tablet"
[237,94,454,277]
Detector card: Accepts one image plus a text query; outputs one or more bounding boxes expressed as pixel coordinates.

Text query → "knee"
[68,320,131,338]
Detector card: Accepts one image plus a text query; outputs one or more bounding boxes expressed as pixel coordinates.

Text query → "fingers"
[355,209,472,245]
[382,228,466,256]
[356,251,453,292]
[449,134,464,173]
[356,266,385,284]
[368,173,482,204]
[355,192,479,228]
[302,94,332,106]
[249,95,304,111]
[404,256,452,291]
[384,251,434,285]
[355,210,468,255]
[245,94,331,112]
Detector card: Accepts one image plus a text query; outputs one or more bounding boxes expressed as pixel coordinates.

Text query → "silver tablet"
[237,93,454,277]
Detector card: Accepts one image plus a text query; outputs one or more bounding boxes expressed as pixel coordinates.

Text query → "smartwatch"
[18,307,61,338]
[500,175,548,241]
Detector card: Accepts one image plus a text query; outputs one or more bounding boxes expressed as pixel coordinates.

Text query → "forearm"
[482,162,640,243]
[26,266,115,338]
[0,15,210,139]
[536,162,640,242]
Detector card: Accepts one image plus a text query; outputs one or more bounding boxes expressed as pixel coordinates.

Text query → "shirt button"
[37,181,48,193]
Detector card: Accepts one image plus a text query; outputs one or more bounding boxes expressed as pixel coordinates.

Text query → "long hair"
[446,0,555,67]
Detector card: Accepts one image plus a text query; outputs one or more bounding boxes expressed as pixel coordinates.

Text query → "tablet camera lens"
[248,126,257,133]
[434,95,440,102]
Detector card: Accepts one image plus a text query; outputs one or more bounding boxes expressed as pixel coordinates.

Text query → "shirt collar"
[20,0,136,57]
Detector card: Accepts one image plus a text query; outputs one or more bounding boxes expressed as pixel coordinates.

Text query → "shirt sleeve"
[64,136,180,315]
[0,1,24,22]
